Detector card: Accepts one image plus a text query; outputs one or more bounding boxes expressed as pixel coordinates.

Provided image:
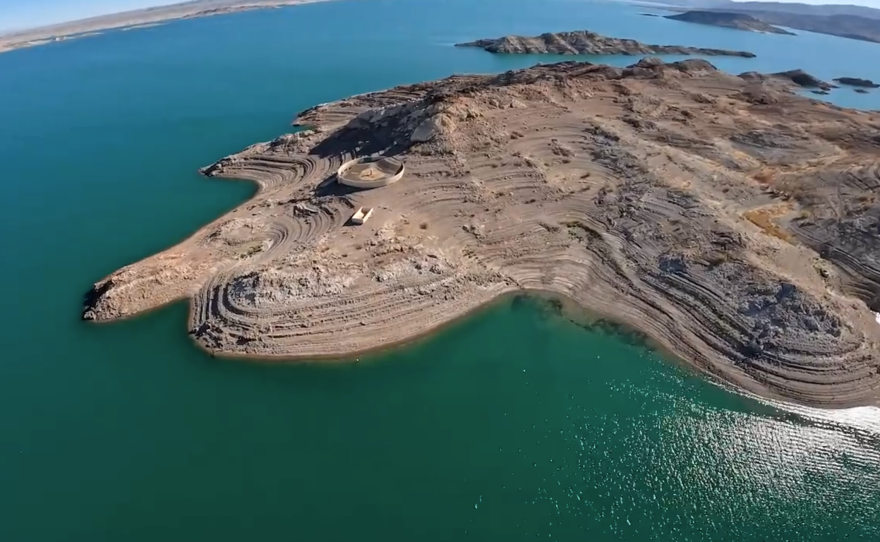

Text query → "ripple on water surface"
[478,297,880,541]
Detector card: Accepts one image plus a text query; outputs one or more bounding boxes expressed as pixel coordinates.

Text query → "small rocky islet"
[835,77,879,94]
[834,77,880,88]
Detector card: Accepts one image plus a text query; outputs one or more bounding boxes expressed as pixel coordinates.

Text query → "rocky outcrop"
[665,11,795,35]
[456,30,756,57]
[834,77,880,88]
[773,69,837,90]
[741,69,837,91]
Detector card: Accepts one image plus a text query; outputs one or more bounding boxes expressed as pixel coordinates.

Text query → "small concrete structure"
[351,207,374,225]
[337,156,404,189]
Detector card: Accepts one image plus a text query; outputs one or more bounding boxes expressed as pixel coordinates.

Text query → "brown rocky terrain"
[84,58,880,408]
[455,31,756,57]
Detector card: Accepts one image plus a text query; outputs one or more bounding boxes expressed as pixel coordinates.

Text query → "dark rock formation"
[834,77,880,88]
[774,69,836,90]
[740,69,837,91]
[455,30,756,58]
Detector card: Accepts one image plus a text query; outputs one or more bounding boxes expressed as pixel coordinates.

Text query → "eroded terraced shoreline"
[84,58,880,407]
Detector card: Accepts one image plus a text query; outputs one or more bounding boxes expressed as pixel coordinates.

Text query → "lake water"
[1,0,879,540]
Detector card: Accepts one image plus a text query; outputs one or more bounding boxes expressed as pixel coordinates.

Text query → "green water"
[1,0,879,539]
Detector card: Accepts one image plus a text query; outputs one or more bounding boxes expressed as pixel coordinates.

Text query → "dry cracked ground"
[84,57,880,407]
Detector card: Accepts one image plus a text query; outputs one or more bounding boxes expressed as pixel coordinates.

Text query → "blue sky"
[2,0,880,33]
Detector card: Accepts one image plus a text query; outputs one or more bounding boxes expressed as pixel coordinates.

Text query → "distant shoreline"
[0,0,337,56]
[621,0,880,44]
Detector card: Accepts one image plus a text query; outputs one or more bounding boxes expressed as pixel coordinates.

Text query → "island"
[664,11,795,35]
[83,58,880,408]
[834,77,880,88]
[455,31,756,57]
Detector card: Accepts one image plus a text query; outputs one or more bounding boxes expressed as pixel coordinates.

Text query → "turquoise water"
[1,0,879,540]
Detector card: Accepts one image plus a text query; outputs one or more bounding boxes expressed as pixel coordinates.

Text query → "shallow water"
[1,0,879,539]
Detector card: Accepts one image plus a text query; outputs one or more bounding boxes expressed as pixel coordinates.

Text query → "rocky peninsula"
[455,31,756,57]
[84,58,880,408]
[665,11,795,35]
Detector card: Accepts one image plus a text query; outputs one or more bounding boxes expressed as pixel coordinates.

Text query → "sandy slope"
[84,58,880,407]
[0,0,335,55]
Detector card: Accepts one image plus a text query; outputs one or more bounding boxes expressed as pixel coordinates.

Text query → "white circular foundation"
[337,156,405,189]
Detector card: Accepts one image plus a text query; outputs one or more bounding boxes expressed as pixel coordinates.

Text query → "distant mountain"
[644,0,880,19]
[732,11,880,43]
[730,2,880,20]
[665,11,795,34]
[634,0,880,43]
